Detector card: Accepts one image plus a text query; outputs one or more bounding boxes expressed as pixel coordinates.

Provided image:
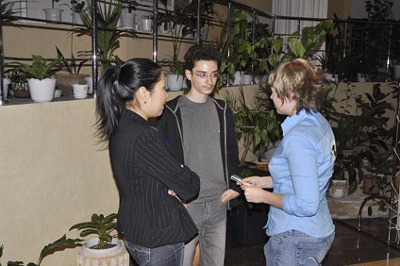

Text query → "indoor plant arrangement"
[74,0,136,73]
[55,47,88,96]
[13,55,61,102]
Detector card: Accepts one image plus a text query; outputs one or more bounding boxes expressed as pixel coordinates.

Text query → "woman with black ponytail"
[96,58,200,266]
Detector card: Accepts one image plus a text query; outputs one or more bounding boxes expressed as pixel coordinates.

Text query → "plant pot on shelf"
[77,238,129,266]
[2,78,10,100]
[55,73,87,96]
[328,180,349,199]
[120,12,135,29]
[28,78,56,103]
[72,84,88,99]
[166,74,185,91]
[43,8,63,22]
[72,12,83,25]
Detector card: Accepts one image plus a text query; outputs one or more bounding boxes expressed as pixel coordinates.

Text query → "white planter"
[166,74,185,91]
[328,180,349,199]
[28,78,56,103]
[243,74,252,85]
[2,78,10,100]
[43,8,63,22]
[254,75,267,84]
[72,12,83,25]
[120,12,135,29]
[232,71,244,86]
[141,18,152,32]
[73,84,88,99]
[394,64,400,80]
[77,238,129,266]
[158,22,171,35]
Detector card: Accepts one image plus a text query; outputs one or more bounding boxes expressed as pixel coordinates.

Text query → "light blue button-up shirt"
[266,109,336,238]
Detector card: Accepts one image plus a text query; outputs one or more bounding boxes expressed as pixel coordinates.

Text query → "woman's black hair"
[96,58,162,141]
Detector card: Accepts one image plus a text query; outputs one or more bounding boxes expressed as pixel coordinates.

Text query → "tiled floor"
[224,218,400,266]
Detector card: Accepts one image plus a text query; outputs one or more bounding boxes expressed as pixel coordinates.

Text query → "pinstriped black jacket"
[109,109,200,248]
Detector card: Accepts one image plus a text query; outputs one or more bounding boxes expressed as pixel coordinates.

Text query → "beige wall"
[0,84,261,265]
[328,0,352,19]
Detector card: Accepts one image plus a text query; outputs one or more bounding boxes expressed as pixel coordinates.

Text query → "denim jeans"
[183,198,227,266]
[125,240,184,266]
[264,230,335,266]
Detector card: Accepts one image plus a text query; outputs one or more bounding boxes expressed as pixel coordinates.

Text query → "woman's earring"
[144,99,147,104]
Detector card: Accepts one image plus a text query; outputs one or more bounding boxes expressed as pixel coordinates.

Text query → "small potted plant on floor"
[70,213,129,264]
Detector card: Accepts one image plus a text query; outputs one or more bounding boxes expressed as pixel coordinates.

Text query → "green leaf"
[268,54,281,68]
[288,37,306,58]
[38,235,83,265]
[272,38,283,53]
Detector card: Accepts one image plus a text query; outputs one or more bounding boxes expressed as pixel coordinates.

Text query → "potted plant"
[70,213,129,264]
[226,87,281,166]
[68,0,85,24]
[120,0,136,30]
[43,0,63,22]
[54,47,88,96]
[74,0,136,73]
[14,55,61,102]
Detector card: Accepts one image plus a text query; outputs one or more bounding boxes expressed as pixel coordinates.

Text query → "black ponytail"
[96,58,162,141]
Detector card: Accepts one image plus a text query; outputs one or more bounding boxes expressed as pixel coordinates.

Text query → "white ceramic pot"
[43,8,63,22]
[158,22,171,35]
[166,74,184,91]
[77,238,130,266]
[72,12,83,25]
[141,18,152,32]
[2,78,10,100]
[243,74,252,85]
[84,76,93,94]
[28,78,56,103]
[72,84,88,99]
[120,12,135,29]
[232,71,244,86]
[328,180,349,199]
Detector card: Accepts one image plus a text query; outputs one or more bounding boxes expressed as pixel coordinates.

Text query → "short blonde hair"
[268,58,325,113]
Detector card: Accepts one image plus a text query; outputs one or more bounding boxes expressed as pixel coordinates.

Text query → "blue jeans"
[264,230,335,266]
[183,198,227,266]
[125,240,184,266]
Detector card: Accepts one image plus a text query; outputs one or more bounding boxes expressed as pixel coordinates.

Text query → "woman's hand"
[221,189,240,204]
[241,182,268,204]
[241,176,273,188]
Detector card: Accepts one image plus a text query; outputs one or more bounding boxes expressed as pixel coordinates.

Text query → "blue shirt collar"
[281,109,309,137]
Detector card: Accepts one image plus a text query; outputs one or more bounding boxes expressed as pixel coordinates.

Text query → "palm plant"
[74,0,136,72]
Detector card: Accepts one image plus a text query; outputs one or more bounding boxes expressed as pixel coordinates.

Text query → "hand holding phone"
[230,174,243,183]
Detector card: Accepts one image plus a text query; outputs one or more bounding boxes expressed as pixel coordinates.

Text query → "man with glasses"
[158,44,241,266]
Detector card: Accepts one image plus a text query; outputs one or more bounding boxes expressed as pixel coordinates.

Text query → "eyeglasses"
[193,72,219,80]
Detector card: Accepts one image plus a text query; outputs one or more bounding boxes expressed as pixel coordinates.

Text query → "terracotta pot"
[363,175,380,195]
[55,74,88,96]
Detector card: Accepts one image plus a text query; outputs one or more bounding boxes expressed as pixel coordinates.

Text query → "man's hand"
[242,176,273,188]
[221,189,240,204]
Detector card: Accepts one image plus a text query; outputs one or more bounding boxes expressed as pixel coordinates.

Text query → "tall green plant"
[74,0,136,73]
[226,87,281,165]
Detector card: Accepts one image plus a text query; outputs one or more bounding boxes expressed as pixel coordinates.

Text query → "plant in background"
[13,55,61,80]
[70,213,118,250]
[51,0,61,9]
[226,87,281,165]
[56,47,87,75]
[74,0,136,73]
[1,236,82,266]
[70,0,85,13]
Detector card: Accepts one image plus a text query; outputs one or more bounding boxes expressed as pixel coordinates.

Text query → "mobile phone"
[230,174,243,183]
